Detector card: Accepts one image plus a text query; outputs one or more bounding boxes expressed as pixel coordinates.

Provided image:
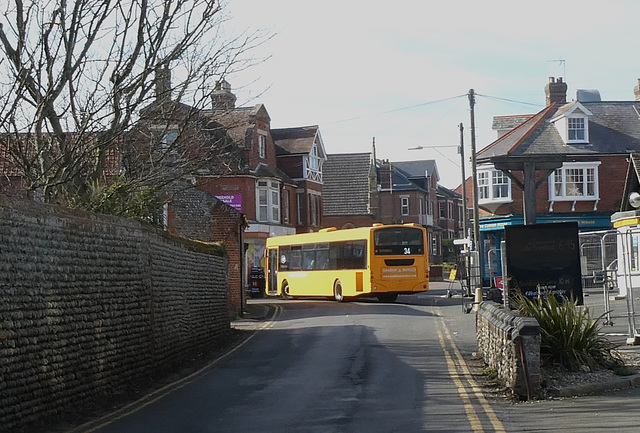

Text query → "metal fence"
[579,230,618,289]
[579,229,640,345]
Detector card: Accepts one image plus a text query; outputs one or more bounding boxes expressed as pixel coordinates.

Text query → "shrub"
[515,293,621,371]
[71,178,163,226]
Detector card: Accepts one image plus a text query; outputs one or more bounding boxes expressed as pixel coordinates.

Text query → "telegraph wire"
[323,94,468,125]
[323,92,543,127]
[475,93,543,108]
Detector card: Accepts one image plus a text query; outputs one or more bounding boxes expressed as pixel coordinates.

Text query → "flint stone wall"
[476,301,541,398]
[0,200,229,432]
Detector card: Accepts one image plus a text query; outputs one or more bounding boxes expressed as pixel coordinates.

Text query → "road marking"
[67,305,282,433]
[435,321,484,432]
[440,318,506,433]
[435,318,506,433]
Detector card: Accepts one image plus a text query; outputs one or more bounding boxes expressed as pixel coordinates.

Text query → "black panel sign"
[505,222,583,305]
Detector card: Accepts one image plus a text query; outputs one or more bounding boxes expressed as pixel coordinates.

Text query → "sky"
[222,0,640,189]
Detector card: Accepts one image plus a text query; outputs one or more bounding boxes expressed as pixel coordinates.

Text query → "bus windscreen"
[374,227,424,255]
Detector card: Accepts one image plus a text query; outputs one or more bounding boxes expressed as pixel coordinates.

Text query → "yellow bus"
[265,224,429,302]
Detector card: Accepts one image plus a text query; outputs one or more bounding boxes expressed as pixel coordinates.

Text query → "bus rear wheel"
[377,293,398,303]
[333,280,344,302]
[281,281,292,299]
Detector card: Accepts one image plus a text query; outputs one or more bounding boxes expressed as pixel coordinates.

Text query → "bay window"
[549,162,599,200]
[477,168,511,203]
[256,179,280,223]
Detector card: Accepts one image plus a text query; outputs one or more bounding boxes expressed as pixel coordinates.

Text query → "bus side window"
[350,241,367,269]
[290,247,302,270]
[303,251,316,270]
[279,247,290,271]
[329,243,342,269]
[316,248,329,269]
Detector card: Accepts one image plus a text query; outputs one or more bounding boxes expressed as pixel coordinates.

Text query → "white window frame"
[492,170,510,199]
[305,143,322,182]
[568,117,585,141]
[258,134,267,159]
[549,162,600,201]
[401,196,410,216]
[477,168,512,204]
[283,189,290,224]
[478,171,490,200]
[256,179,280,223]
[309,145,319,170]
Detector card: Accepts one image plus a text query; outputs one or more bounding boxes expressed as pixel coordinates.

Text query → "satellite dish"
[629,192,640,208]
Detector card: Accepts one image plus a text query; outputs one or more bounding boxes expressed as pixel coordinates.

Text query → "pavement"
[235,283,640,398]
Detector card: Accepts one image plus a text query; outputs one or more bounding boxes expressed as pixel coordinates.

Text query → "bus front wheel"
[281,281,292,299]
[333,280,344,302]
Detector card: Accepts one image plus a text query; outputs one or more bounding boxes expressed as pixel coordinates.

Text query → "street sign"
[505,222,583,305]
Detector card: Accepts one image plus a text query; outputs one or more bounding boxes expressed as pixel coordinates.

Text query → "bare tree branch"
[0,0,269,207]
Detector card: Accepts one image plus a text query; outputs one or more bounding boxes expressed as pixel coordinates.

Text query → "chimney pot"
[545,77,567,106]
[211,79,236,110]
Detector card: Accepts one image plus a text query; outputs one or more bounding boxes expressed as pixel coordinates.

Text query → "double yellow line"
[435,317,506,433]
[69,305,282,433]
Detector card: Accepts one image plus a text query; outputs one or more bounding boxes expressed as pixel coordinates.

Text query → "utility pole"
[468,89,480,252]
[458,123,468,239]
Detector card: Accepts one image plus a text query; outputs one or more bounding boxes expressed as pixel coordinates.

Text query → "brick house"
[377,159,444,265]
[437,184,465,241]
[193,81,299,278]
[322,151,463,267]
[272,125,327,233]
[473,77,640,285]
[133,77,328,293]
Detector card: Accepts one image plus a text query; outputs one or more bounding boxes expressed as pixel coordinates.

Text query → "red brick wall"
[199,177,256,221]
[491,155,627,215]
[211,201,244,317]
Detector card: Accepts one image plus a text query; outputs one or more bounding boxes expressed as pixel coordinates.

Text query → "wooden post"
[523,162,537,225]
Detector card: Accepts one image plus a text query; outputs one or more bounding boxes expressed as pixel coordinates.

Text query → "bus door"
[267,248,279,296]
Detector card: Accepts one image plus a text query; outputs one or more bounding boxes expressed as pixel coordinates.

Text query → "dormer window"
[551,102,591,144]
[568,117,585,141]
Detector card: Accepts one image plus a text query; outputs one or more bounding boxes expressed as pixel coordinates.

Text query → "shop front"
[478,213,613,287]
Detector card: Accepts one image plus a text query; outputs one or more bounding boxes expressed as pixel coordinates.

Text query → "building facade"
[474,77,640,286]
[322,151,464,267]
[272,126,327,233]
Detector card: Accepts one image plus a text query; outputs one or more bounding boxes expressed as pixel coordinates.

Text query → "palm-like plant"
[515,293,621,371]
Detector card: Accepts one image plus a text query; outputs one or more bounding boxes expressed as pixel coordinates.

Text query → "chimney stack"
[211,79,237,110]
[545,77,567,106]
[155,63,172,104]
[634,78,640,101]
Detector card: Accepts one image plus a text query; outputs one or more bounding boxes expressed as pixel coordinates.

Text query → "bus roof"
[265,224,424,247]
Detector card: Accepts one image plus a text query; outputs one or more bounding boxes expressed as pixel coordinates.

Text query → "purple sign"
[215,194,243,212]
